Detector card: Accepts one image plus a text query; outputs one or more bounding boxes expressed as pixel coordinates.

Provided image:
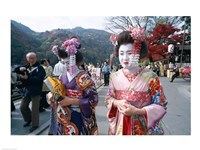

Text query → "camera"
[19,69,28,76]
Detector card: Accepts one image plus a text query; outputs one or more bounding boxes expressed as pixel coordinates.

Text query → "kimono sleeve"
[105,75,118,120]
[77,72,98,118]
[143,75,168,129]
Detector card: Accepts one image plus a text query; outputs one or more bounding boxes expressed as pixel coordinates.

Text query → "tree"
[146,23,183,62]
[180,16,191,32]
[105,16,189,64]
[105,16,183,33]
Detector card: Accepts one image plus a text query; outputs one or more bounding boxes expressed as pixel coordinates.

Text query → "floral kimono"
[48,71,98,135]
[105,68,167,135]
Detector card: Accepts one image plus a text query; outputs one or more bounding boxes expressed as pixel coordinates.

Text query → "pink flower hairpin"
[129,27,145,42]
[109,34,118,46]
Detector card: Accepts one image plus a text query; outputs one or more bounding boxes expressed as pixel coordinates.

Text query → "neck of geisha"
[124,66,140,74]
[67,65,80,82]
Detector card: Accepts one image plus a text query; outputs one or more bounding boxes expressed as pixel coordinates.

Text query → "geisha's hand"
[119,103,146,116]
[47,92,53,102]
[59,97,79,107]
[113,100,129,111]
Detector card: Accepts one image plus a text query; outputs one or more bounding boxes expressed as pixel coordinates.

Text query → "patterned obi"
[66,89,83,98]
[115,90,151,103]
[64,89,83,112]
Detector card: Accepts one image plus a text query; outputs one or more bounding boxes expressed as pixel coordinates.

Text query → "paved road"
[161,77,191,135]
[11,100,50,135]
[11,77,191,135]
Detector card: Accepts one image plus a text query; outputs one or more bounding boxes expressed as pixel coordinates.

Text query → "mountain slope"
[11,20,113,66]
[11,20,41,64]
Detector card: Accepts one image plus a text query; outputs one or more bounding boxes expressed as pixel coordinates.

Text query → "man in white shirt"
[53,60,66,77]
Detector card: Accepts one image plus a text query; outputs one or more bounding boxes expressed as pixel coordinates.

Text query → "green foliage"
[11,21,113,66]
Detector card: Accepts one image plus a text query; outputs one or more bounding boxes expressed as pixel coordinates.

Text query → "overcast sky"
[11,16,108,32]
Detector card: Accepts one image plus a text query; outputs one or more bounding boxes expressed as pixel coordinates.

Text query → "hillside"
[11,20,113,66]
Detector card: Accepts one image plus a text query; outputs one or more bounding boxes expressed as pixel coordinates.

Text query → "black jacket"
[14,62,46,96]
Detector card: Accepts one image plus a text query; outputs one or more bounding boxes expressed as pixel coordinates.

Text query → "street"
[11,77,191,135]
[161,77,191,135]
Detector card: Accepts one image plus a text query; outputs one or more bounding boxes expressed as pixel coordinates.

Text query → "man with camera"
[14,52,46,133]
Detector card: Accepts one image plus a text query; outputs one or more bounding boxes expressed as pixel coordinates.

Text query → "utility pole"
[180,17,186,67]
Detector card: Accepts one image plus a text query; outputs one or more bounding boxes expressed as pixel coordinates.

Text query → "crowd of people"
[145,61,191,83]
[11,29,168,135]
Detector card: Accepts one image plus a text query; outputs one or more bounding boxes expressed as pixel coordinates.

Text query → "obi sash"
[66,89,83,98]
[66,89,83,112]
[115,90,151,103]
[115,90,151,135]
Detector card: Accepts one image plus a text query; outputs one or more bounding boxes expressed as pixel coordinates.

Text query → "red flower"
[148,77,161,96]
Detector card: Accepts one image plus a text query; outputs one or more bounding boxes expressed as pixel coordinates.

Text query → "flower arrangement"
[109,34,118,46]
[129,27,145,42]
[62,38,80,55]
[129,27,146,55]
[51,45,59,55]
[62,38,80,76]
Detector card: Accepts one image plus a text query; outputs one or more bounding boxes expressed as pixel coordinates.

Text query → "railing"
[11,83,23,102]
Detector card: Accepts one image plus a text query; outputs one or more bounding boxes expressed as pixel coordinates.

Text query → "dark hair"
[57,48,83,66]
[115,31,148,59]
[47,59,50,63]
[40,59,47,65]
[57,48,68,58]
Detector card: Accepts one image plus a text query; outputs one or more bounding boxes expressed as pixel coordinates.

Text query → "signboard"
[91,68,102,86]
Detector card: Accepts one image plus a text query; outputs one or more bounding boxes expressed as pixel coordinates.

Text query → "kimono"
[105,68,167,135]
[48,71,98,135]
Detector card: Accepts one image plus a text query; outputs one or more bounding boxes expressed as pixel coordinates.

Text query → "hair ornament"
[129,27,145,42]
[109,34,118,46]
[51,45,59,56]
[62,38,81,76]
[129,27,146,54]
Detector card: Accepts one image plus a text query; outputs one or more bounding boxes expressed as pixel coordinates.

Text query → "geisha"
[105,29,167,135]
[48,37,98,135]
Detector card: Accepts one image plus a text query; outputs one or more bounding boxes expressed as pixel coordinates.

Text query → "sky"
[11,16,109,32]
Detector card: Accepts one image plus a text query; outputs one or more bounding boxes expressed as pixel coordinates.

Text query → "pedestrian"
[105,29,167,135]
[84,64,91,77]
[96,62,100,68]
[53,59,66,77]
[47,37,98,135]
[170,64,179,82]
[102,61,111,86]
[152,62,160,76]
[14,52,46,132]
[146,62,151,70]
[47,59,53,73]
[163,63,167,76]
[39,59,51,112]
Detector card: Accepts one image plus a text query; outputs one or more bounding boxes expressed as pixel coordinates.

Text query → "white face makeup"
[61,58,70,69]
[118,43,140,70]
